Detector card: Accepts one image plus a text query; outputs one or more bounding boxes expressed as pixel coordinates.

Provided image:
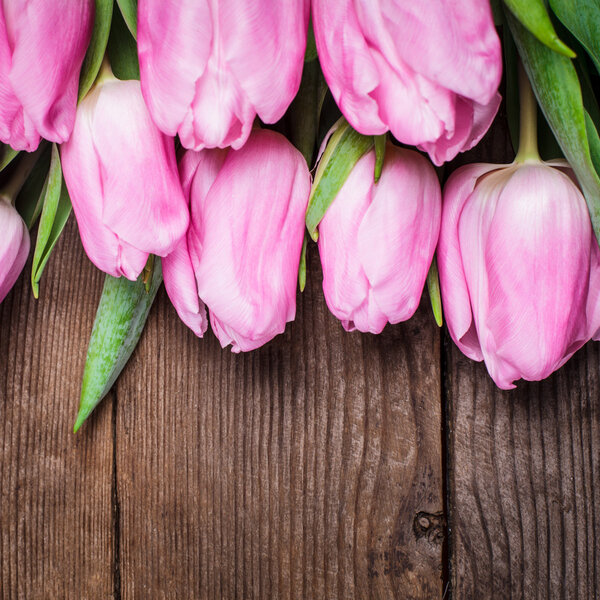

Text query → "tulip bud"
[0,197,29,303]
[318,144,441,333]
[61,71,189,280]
[138,0,309,151]
[311,0,502,165]
[438,160,600,389]
[0,0,94,151]
[163,129,311,352]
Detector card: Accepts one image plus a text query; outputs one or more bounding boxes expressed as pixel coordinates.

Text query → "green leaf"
[74,258,162,432]
[550,0,600,73]
[304,20,317,62]
[374,134,386,183]
[286,59,323,166]
[503,0,575,57]
[298,233,308,292]
[0,144,18,172]
[116,0,137,39]
[426,256,443,328]
[14,144,52,229]
[107,4,139,80]
[31,145,72,298]
[585,111,600,178]
[507,11,600,242]
[78,0,113,101]
[306,120,374,240]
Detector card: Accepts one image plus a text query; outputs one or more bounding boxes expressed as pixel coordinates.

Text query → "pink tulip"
[0,0,93,151]
[138,0,309,152]
[163,129,311,352]
[311,0,502,165]
[0,197,29,303]
[61,76,189,280]
[318,144,441,333]
[438,160,600,389]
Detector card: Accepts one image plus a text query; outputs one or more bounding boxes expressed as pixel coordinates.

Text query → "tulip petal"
[318,152,380,332]
[356,0,501,105]
[460,165,591,388]
[194,129,310,351]
[0,200,29,302]
[138,0,212,137]
[358,147,441,324]
[438,163,499,361]
[89,80,188,258]
[312,0,386,135]
[222,0,308,123]
[7,0,93,144]
[162,233,208,338]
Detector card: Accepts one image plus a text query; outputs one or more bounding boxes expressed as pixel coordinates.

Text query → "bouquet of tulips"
[1,0,599,431]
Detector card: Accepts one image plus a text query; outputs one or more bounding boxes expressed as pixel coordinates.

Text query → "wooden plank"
[115,246,444,599]
[447,341,600,599]
[0,219,114,599]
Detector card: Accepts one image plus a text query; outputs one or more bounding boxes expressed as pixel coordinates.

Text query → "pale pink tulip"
[0,197,29,303]
[438,160,600,389]
[0,0,93,151]
[318,144,441,333]
[311,0,502,165]
[61,77,189,280]
[163,129,311,351]
[138,0,309,152]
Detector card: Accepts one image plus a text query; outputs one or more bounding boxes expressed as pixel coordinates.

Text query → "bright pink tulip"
[138,0,309,152]
[438,160,600,389]
[0,0,93,151]
[61,77,189,280]
[311,0,502,166]
[163,129,311,352]
[0,197,29,303]
[318,144,441,333]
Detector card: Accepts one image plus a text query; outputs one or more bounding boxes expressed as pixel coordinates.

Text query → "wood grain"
[114,246,444,599]
[0,219,114,599]
[446,339,600,599]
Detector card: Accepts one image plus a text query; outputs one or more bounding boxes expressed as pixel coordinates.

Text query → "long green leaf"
[585,111,600,178]
[507,10,600,242]
[503,0,575,57]
[14,145,51,228]
[306,121,374,240]
[79,0,114,101]
[74,259,162,432]
[107,4,140,80]
[116,0,137,39]
[31,146,72,298]
[550,0,600,73]
[0,144,18,172]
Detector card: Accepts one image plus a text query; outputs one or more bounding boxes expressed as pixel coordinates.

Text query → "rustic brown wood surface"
[1,118,599,600]
[0,221,444,599]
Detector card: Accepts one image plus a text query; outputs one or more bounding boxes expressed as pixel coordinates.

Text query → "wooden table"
[1,124,599,599]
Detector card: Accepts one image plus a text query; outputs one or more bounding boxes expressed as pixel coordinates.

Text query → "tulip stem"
[514,60,540,163]
[0,144,44,205]
[97,56,115,84]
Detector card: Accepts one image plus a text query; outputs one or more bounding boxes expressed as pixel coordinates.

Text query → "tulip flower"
[0,197,29,303]
[311,0,502,165]
[163,129,311,351]
[438,159,600,389]
[317,143,441,333]
[0,0,94,151]
[138,0,309,151]
[61,71,189,280]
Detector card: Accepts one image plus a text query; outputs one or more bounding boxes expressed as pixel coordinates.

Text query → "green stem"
[96,55,115,84]
[0,145,44,205]
[514,60,540,163]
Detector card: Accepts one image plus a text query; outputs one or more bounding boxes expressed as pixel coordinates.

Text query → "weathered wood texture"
[0,223,443,599]
[447,340,600,599]
[0,220,114,600]
[114,246,443,599]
